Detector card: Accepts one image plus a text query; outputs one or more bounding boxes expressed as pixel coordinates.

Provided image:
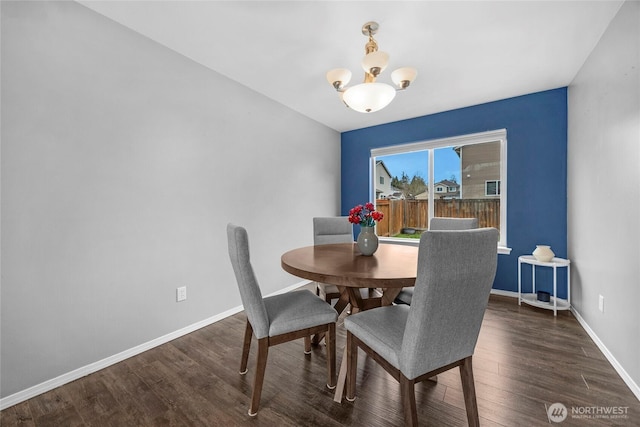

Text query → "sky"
[377,147,461,183]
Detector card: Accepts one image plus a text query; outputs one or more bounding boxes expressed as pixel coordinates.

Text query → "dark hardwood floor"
[2,292,638,426]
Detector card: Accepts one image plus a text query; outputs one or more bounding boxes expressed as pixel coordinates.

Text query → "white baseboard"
[490,288,519,298]
[570,307,640,401]
[4,283,637,409]
[0,280,311,411]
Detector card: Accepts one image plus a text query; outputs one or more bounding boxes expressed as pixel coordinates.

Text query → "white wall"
[568,0,639,396]
[0,1,340,400]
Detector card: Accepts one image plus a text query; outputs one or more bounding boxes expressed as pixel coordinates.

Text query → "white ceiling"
[78,1,623,132]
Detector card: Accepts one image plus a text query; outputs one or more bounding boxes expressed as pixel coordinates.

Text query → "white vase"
[357,225,379,256]
[533,245,555,262]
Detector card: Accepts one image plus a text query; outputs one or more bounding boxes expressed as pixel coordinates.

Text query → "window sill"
[498,246,512,255]
[379,237,512,255]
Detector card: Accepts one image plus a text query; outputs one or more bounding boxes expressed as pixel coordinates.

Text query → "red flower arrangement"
[348,202,384,227]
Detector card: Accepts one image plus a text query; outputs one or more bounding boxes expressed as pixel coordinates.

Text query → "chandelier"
[326,21,417,113]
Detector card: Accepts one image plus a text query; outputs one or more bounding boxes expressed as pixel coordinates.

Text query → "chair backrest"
[429,217,478,230]
[227,224,270,339]
[400,228,498,380]
[313,217,353,245]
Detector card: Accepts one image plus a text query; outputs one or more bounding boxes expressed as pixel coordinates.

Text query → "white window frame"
[370,129,510,253]
[485,180,501,196]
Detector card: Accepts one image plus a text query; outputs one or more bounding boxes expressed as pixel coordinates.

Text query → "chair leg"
[400,375,418,427]
[240,320,253,375]
[304,336,311,354]
[248,338,269,416]
[460,356,480,427]
[326,323,336,389]
[345,331,357,401]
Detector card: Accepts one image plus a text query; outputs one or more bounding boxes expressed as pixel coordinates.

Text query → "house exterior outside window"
[457,141,501,199]
[434,180,460,199]
[375,160,393,199]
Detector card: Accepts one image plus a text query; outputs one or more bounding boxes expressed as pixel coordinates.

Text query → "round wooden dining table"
[281,242,419,403]
[281,242,419,312]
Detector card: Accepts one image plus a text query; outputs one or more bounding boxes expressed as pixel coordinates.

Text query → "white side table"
[518,255,571,316]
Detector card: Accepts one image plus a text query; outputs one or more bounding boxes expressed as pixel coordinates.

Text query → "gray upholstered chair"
[227,224,338,416]
[429,216,479,230]
[313,217,353,304]
[345,228,498,426]
[395,216,479,305]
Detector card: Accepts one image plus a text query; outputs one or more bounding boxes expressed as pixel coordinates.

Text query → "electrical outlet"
[177,286,187,302]
[598,295,604,313]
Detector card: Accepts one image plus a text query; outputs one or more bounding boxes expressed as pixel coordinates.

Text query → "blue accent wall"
[341,88,568,296]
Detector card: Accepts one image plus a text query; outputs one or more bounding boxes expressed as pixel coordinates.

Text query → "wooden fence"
[375,199,500,237]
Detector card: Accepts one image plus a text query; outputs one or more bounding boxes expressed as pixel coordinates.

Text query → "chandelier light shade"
[391,67,418,89]
[326,68,352,90]
[342,83,396,113]
[327,21,417,113]
[361,51,389,76]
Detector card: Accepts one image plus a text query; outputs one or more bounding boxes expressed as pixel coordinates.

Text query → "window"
[380,176,384,185]
[370,129,508,250]
[486,180,501,196]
